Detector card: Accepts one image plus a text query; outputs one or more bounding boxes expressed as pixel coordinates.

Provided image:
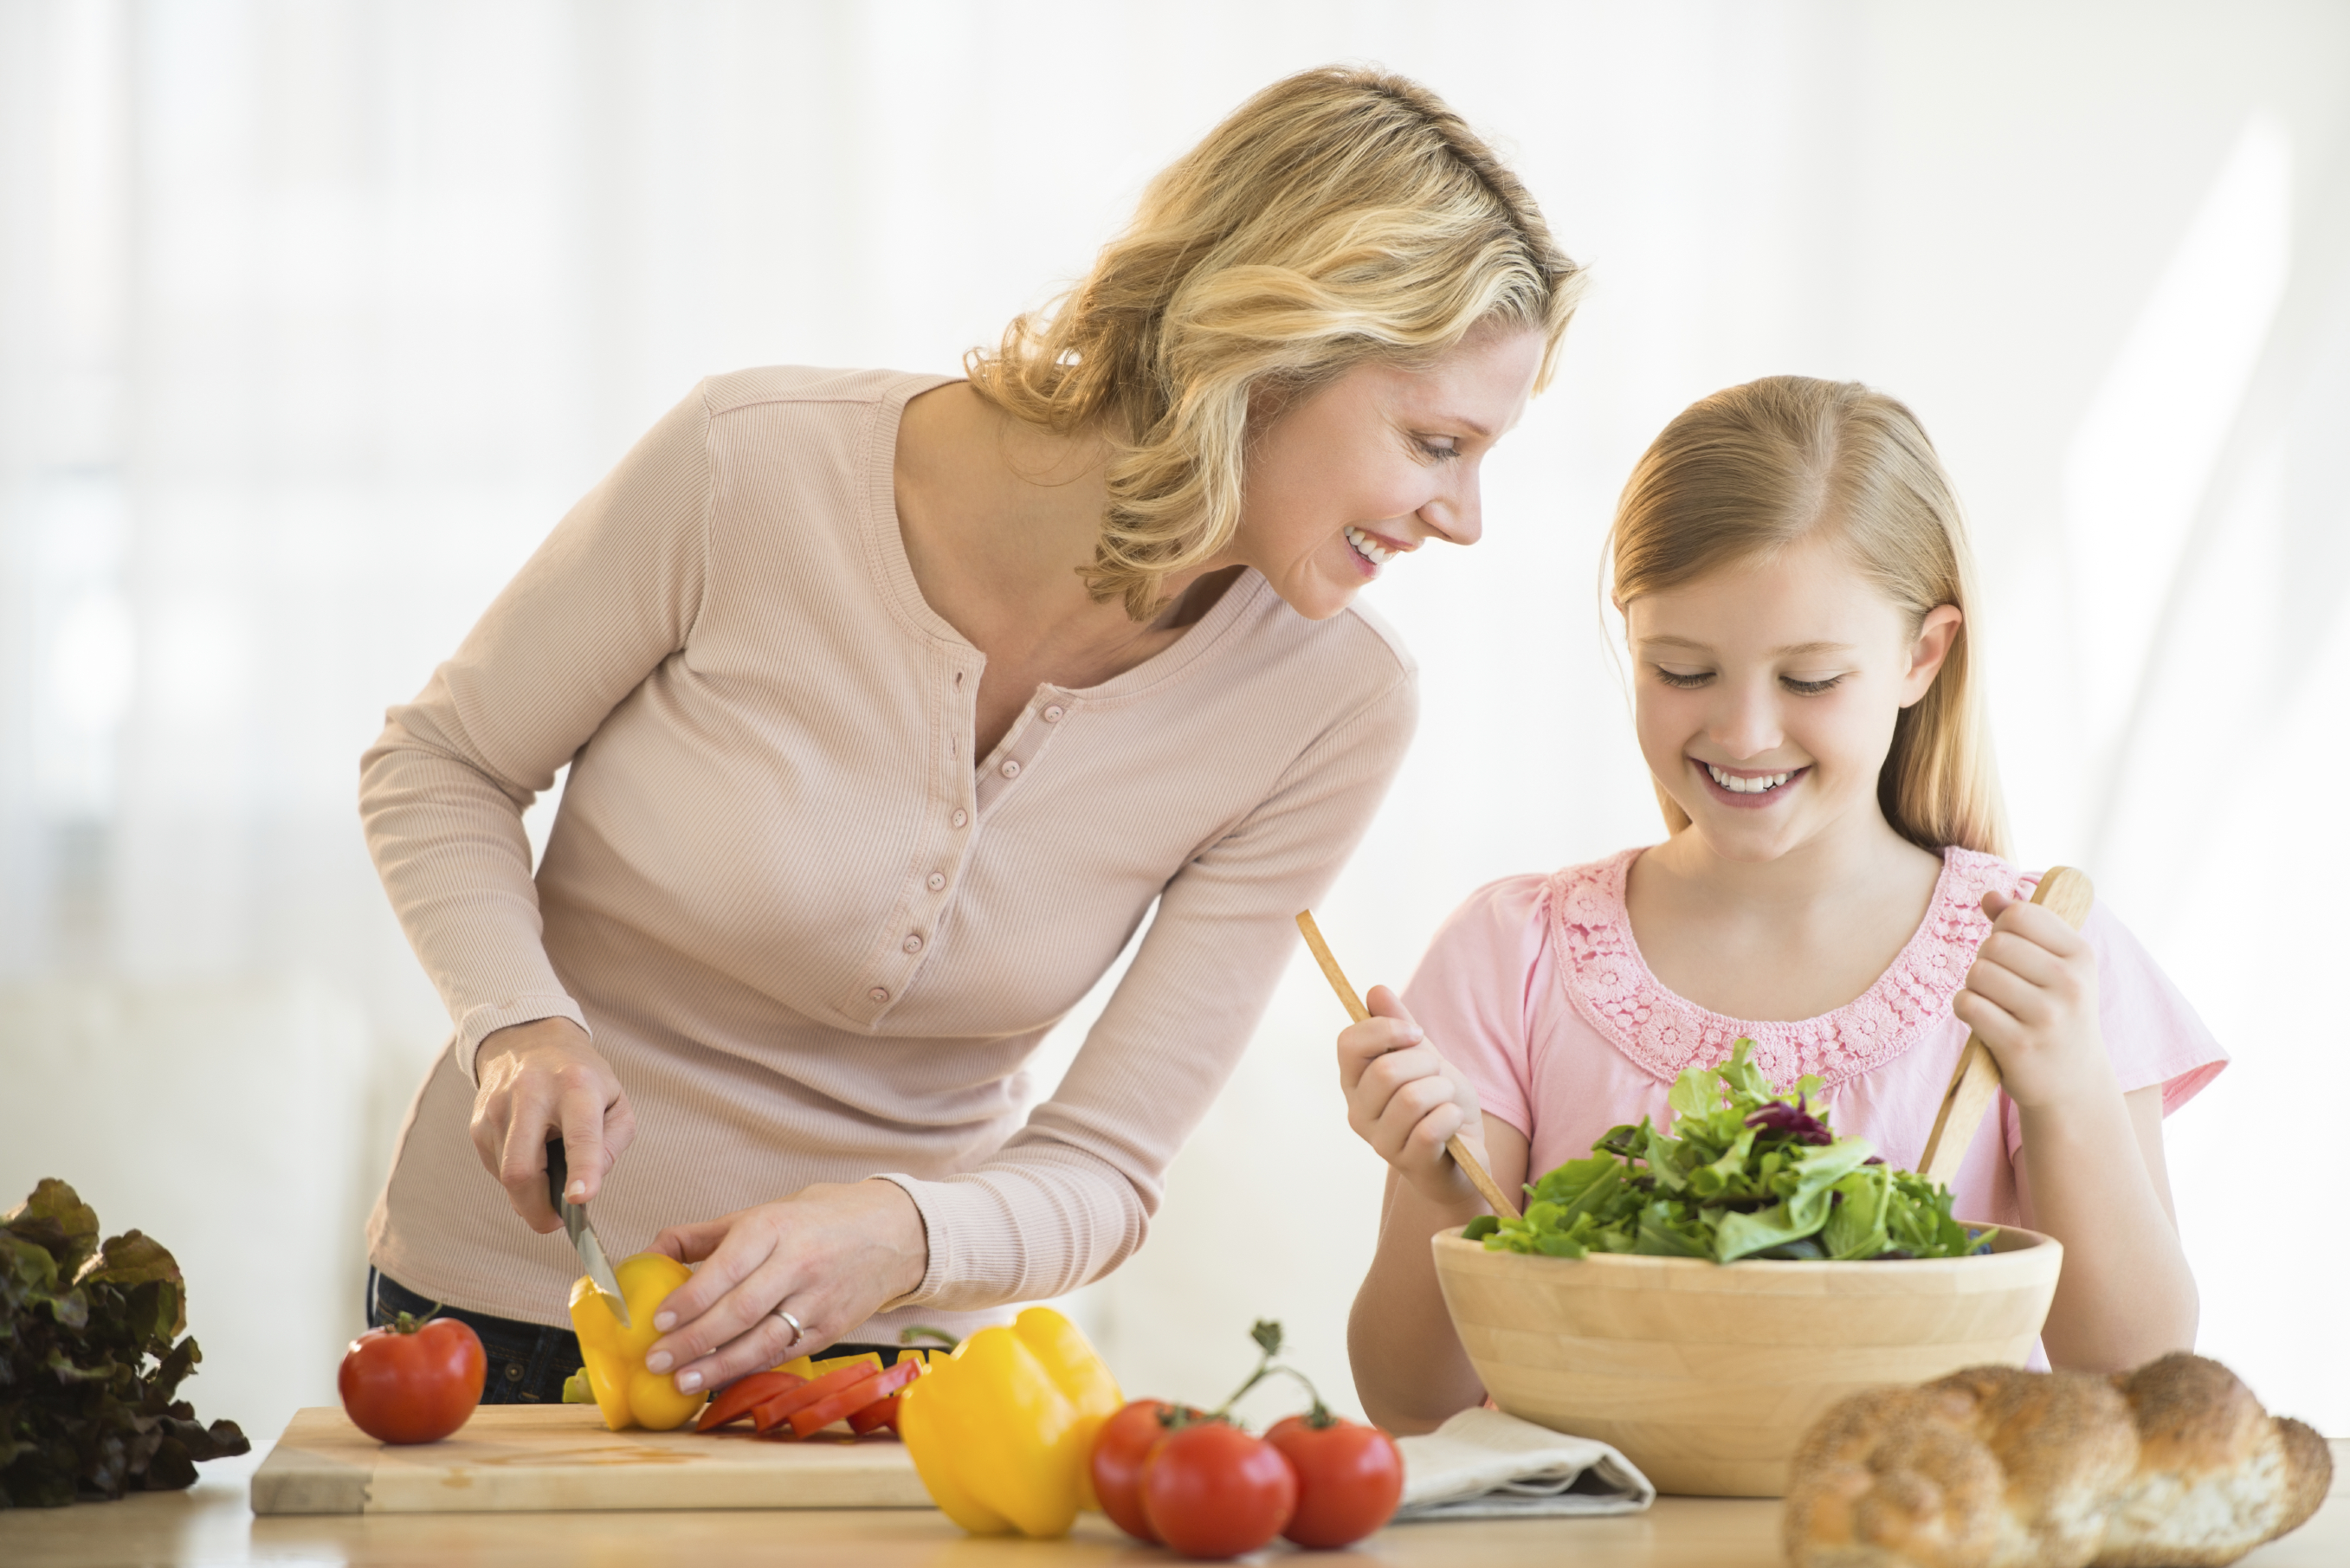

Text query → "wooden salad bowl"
[1430,1223,2063,1498]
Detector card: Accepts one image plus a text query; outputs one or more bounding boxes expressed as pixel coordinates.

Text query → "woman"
[361,66,1582,1403]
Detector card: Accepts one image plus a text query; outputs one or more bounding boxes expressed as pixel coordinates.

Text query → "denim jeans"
[365,1268,914,1404]
[366,1268,585,1405]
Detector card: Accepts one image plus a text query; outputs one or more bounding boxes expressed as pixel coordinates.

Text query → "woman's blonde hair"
[1606,376,2010,856]
[969,66,1584,620]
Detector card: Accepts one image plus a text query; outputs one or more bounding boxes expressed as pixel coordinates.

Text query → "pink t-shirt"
[1402,847,2227,1231]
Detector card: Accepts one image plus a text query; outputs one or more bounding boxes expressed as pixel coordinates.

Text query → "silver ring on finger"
[773,1307,804,1347]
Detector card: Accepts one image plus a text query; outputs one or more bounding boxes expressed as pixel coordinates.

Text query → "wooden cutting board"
[250,1403,933,1513]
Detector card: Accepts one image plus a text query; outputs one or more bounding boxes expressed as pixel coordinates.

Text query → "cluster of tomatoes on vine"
[1089,1320,1403,1558]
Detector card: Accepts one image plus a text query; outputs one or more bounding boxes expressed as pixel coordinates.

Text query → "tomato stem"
[385,1308,442,1336]
[1211,1320,1331,1427]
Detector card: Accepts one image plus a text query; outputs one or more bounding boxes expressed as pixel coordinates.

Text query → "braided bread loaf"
[1784,1353,2330,1567]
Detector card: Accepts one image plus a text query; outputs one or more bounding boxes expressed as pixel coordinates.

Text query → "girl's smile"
[1694,758,1812,808]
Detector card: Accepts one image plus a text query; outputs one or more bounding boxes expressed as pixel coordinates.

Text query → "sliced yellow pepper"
[566,1252,708,1432]
[896,1307,1122,1539]
[764,1349,890,1383]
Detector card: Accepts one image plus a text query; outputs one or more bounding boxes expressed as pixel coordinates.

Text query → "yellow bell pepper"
[896,1307,1122,1539]
[566,1252,708,1432]
[764,1349,888,1382]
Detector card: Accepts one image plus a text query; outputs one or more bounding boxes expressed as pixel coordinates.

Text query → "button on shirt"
[359,367,1416,1335]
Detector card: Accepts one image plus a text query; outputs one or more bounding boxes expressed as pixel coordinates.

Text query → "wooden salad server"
[1916,864,2096,1187]
[1294,911,1522,1221]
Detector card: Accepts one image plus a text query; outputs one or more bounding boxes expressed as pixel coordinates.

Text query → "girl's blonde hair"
[1607,376,2010,856]
[969,66,1584,620]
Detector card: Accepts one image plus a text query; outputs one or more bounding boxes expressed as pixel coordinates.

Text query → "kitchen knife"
[545,1137,629,1327]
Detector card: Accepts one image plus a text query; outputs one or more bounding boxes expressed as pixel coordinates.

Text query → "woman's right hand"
[1336,984,1488,1211]
[469,1016,636,1233]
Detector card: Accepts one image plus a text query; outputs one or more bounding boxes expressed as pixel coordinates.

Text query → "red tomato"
[1265,1414,1404,1547]
[338,1314,486,1444]
[1092,1399,1183,1542]
[1140,1421,1297,1560]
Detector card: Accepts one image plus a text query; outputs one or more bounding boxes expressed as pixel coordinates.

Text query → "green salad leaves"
[1,1179,249,1508]
[1463,1040,1991,1264]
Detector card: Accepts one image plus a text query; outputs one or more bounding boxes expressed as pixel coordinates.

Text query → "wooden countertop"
[4,1442,2345,1566]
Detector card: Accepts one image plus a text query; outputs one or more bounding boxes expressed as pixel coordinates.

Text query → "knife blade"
[545,1137,629,1327]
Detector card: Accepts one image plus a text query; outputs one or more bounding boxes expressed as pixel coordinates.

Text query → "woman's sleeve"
[1397,876,1554,1142]
[2000,900,2229,1156]
[358,388,712,1081]
[876,668,1417,1311]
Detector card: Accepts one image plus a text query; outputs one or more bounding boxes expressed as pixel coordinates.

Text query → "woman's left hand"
[1951,888,2112,1111]
[641,1179,928,1394]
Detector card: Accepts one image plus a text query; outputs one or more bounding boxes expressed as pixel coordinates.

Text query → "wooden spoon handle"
[1295,911,1523,1221]
[1916,866,2097,1187]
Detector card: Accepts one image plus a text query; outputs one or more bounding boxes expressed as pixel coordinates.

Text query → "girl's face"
[1229,326,1545,622]
[1625,535,1960,861]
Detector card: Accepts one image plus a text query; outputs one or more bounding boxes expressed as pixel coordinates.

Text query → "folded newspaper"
[1393,1408,1656,1520]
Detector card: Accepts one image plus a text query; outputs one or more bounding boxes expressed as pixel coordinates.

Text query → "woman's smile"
[1343,525,1410,578]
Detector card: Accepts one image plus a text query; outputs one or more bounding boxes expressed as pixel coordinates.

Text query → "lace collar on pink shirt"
[1546,846,2030,1089]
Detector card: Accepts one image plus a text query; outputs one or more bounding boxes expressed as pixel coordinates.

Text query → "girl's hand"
[1952,889,2114,1111]
[471,1016,636,1232]
[1337,984,1489,1210]
[641,1180,928,1395]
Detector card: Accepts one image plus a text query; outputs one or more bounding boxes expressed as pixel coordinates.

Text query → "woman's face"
[1626,536,1960,862]
[1230,326,1546,621]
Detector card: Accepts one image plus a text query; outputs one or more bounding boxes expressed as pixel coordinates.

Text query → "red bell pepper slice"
[696,1370,806,1432]
[781,1372,885,1439]
[749,1362,888,1435]
[779,1358,923,1439]
[846,1394,900,1436]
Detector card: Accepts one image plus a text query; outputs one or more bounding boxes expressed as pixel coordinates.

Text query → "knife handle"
[545,1136,568,1215]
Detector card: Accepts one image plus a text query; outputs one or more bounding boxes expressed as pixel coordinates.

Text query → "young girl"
[1339,376,2225,1434]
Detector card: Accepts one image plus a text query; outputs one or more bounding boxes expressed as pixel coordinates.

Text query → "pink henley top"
[1402,847,2228,1230]
[359,368,1417,1337]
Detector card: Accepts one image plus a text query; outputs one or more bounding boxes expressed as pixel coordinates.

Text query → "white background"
[3,0,2346,1444]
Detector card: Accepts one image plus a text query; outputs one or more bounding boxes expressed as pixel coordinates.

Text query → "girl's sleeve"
[1397,875,1553,1141]
[358,387,712,1081]
[2080,901,2228,1110]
